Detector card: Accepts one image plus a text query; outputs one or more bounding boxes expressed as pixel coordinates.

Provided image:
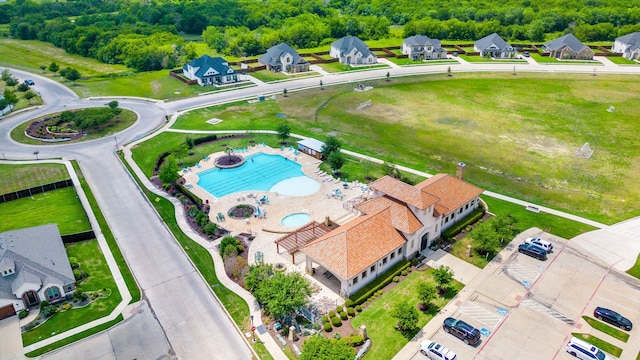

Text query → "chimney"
[456,162,466,180]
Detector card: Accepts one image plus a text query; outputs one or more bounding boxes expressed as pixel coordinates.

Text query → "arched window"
[45,287,61,301]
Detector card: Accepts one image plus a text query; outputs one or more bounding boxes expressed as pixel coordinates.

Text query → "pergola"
[275,221,333,263]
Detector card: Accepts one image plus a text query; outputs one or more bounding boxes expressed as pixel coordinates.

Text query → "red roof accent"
[356,196,423,234]
[415,174,483,216]
[300,208,406,280]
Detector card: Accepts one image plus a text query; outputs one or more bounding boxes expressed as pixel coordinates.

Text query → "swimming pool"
[197,153,319,198]
[281,213,311,227]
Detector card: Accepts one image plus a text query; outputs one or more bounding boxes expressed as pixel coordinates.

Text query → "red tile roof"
[369,176,439,209]
[416,174,483,216]
[356,196,423,234]
[300,208,406,280]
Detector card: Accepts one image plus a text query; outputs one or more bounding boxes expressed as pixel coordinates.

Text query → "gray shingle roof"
[183,55,234,78]
[616,32,640,45]
[404,35,442,48]
[544,33,588,52]
[474,33,510,51]
[0,224,75,300]
[331,36,373,57]
[259,43,308,67]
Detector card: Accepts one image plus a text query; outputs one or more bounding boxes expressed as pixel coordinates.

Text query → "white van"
[566,337,610,360]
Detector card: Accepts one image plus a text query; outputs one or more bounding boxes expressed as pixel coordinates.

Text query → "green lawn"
[627,254,640,279]
[606,56,638,65]
[0,163,69,194]
[22,239,122,346]
[318,62,389,73]
[459,55,527,63]
[250,70,320,83]
[0,187,91,234]
[11,108,137,145]
[529,53,602,65]
[168,73,640,224]
[530,53,557,63]
[582,316,630,342]
[571,333,622,357]
[385,57,457,66]
[351,268,463,360]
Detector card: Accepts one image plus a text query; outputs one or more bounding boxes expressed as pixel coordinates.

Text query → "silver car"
[525,237,553,252]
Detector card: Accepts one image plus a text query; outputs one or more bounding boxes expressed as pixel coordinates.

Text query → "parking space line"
[459,303,504,329]
[501,262,542,285]
[597,287,640,307]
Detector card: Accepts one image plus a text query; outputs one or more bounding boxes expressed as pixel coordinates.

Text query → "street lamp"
[250,315,256,343]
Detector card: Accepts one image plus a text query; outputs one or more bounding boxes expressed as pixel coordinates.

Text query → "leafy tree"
[327,151,345,173]
[386,71,390,81]
[253,271,314,319]
[158,156,180,184]
[17,82,30,92]
[245,263,275,292]
[276,122,290,144]
[0,98,9,113]
[491,214,519,242]
[172,143,189,165]
[418,281,437,311]
[219,236,243,257]
[5,77,18,89]
[472,222,500,256]
[24,90,37,104]
[321,136,341,159]
[392,300,419,332]
[40,65,46,73]
[432,265,454,295]
[185,136,195,149]
[61,67,81,83]
[283,88,288,97]
[0,69,11,81]
[48,61,59,74]
[2,89,19,106]
[107,100,119,112]
[300,334,355,360]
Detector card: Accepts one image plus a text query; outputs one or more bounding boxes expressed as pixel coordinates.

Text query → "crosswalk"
[520,298,576,325]
[459,302,505,329]
[501,262,542,286]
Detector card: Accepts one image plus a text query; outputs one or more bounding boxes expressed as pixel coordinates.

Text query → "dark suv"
[518,243,547,260]
[443,317,481,345]
[594,307,633,331]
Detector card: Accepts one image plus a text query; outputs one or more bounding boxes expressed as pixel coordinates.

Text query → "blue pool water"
[197,153,319,198]
[281,213,311,227]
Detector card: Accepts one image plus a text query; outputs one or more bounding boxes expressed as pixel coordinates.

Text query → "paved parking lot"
[408,228,640,360]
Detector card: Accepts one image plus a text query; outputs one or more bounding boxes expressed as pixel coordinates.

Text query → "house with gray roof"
[402,35,447,60]
[474,33,516,59]
[0,224,75,320]
[182,55,238,86]
[330,36,377,65]
[258,43,309,73]
[543,33,594,60]
[613,32,640,60]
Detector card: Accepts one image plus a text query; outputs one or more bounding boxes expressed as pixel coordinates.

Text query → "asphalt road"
[2,61,640,359]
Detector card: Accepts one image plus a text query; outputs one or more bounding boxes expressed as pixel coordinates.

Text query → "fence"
[169,69,198,85]
[0,179,74,203]
[61,230,96,243]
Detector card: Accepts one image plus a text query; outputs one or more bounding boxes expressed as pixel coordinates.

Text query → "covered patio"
[274,221,335,263]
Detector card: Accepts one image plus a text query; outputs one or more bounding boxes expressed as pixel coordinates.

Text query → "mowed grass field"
[0,187,91,234]
[171,73,640,224]
[0,163,69,193]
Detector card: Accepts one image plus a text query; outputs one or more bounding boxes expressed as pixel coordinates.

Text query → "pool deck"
[180,145,371,304]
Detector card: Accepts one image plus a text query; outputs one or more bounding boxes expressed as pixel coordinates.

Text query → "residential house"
[259,43,309,73]
[297,138,325,159]
[0,224,76,320]
[330,36,377,65]
[474,33,516,58]
[402,35,447,60]
[613,32,640,60]
[182,55,238,86]
[300,171,483,297]
[543,33,594,60]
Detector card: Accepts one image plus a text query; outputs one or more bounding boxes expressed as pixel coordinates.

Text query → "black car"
[443,317,481,345]
[518,243,547,260]
[594,307,633,331]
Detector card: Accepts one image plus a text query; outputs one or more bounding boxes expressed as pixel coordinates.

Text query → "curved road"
[1,60,640,359]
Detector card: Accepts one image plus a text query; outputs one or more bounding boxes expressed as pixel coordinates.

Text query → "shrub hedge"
[336,306,344,313]
[193,134,218,145]
[332,317,342,327]
[324,322,332,332]
[339,311,348,320]
[441,208,485,240]
[347,307,355,317]
[349,259,410,305]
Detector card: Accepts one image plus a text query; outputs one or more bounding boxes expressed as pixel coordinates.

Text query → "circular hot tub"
[280,213,311,227]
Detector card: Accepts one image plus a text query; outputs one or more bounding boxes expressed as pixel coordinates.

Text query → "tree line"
[4,0,640,70]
